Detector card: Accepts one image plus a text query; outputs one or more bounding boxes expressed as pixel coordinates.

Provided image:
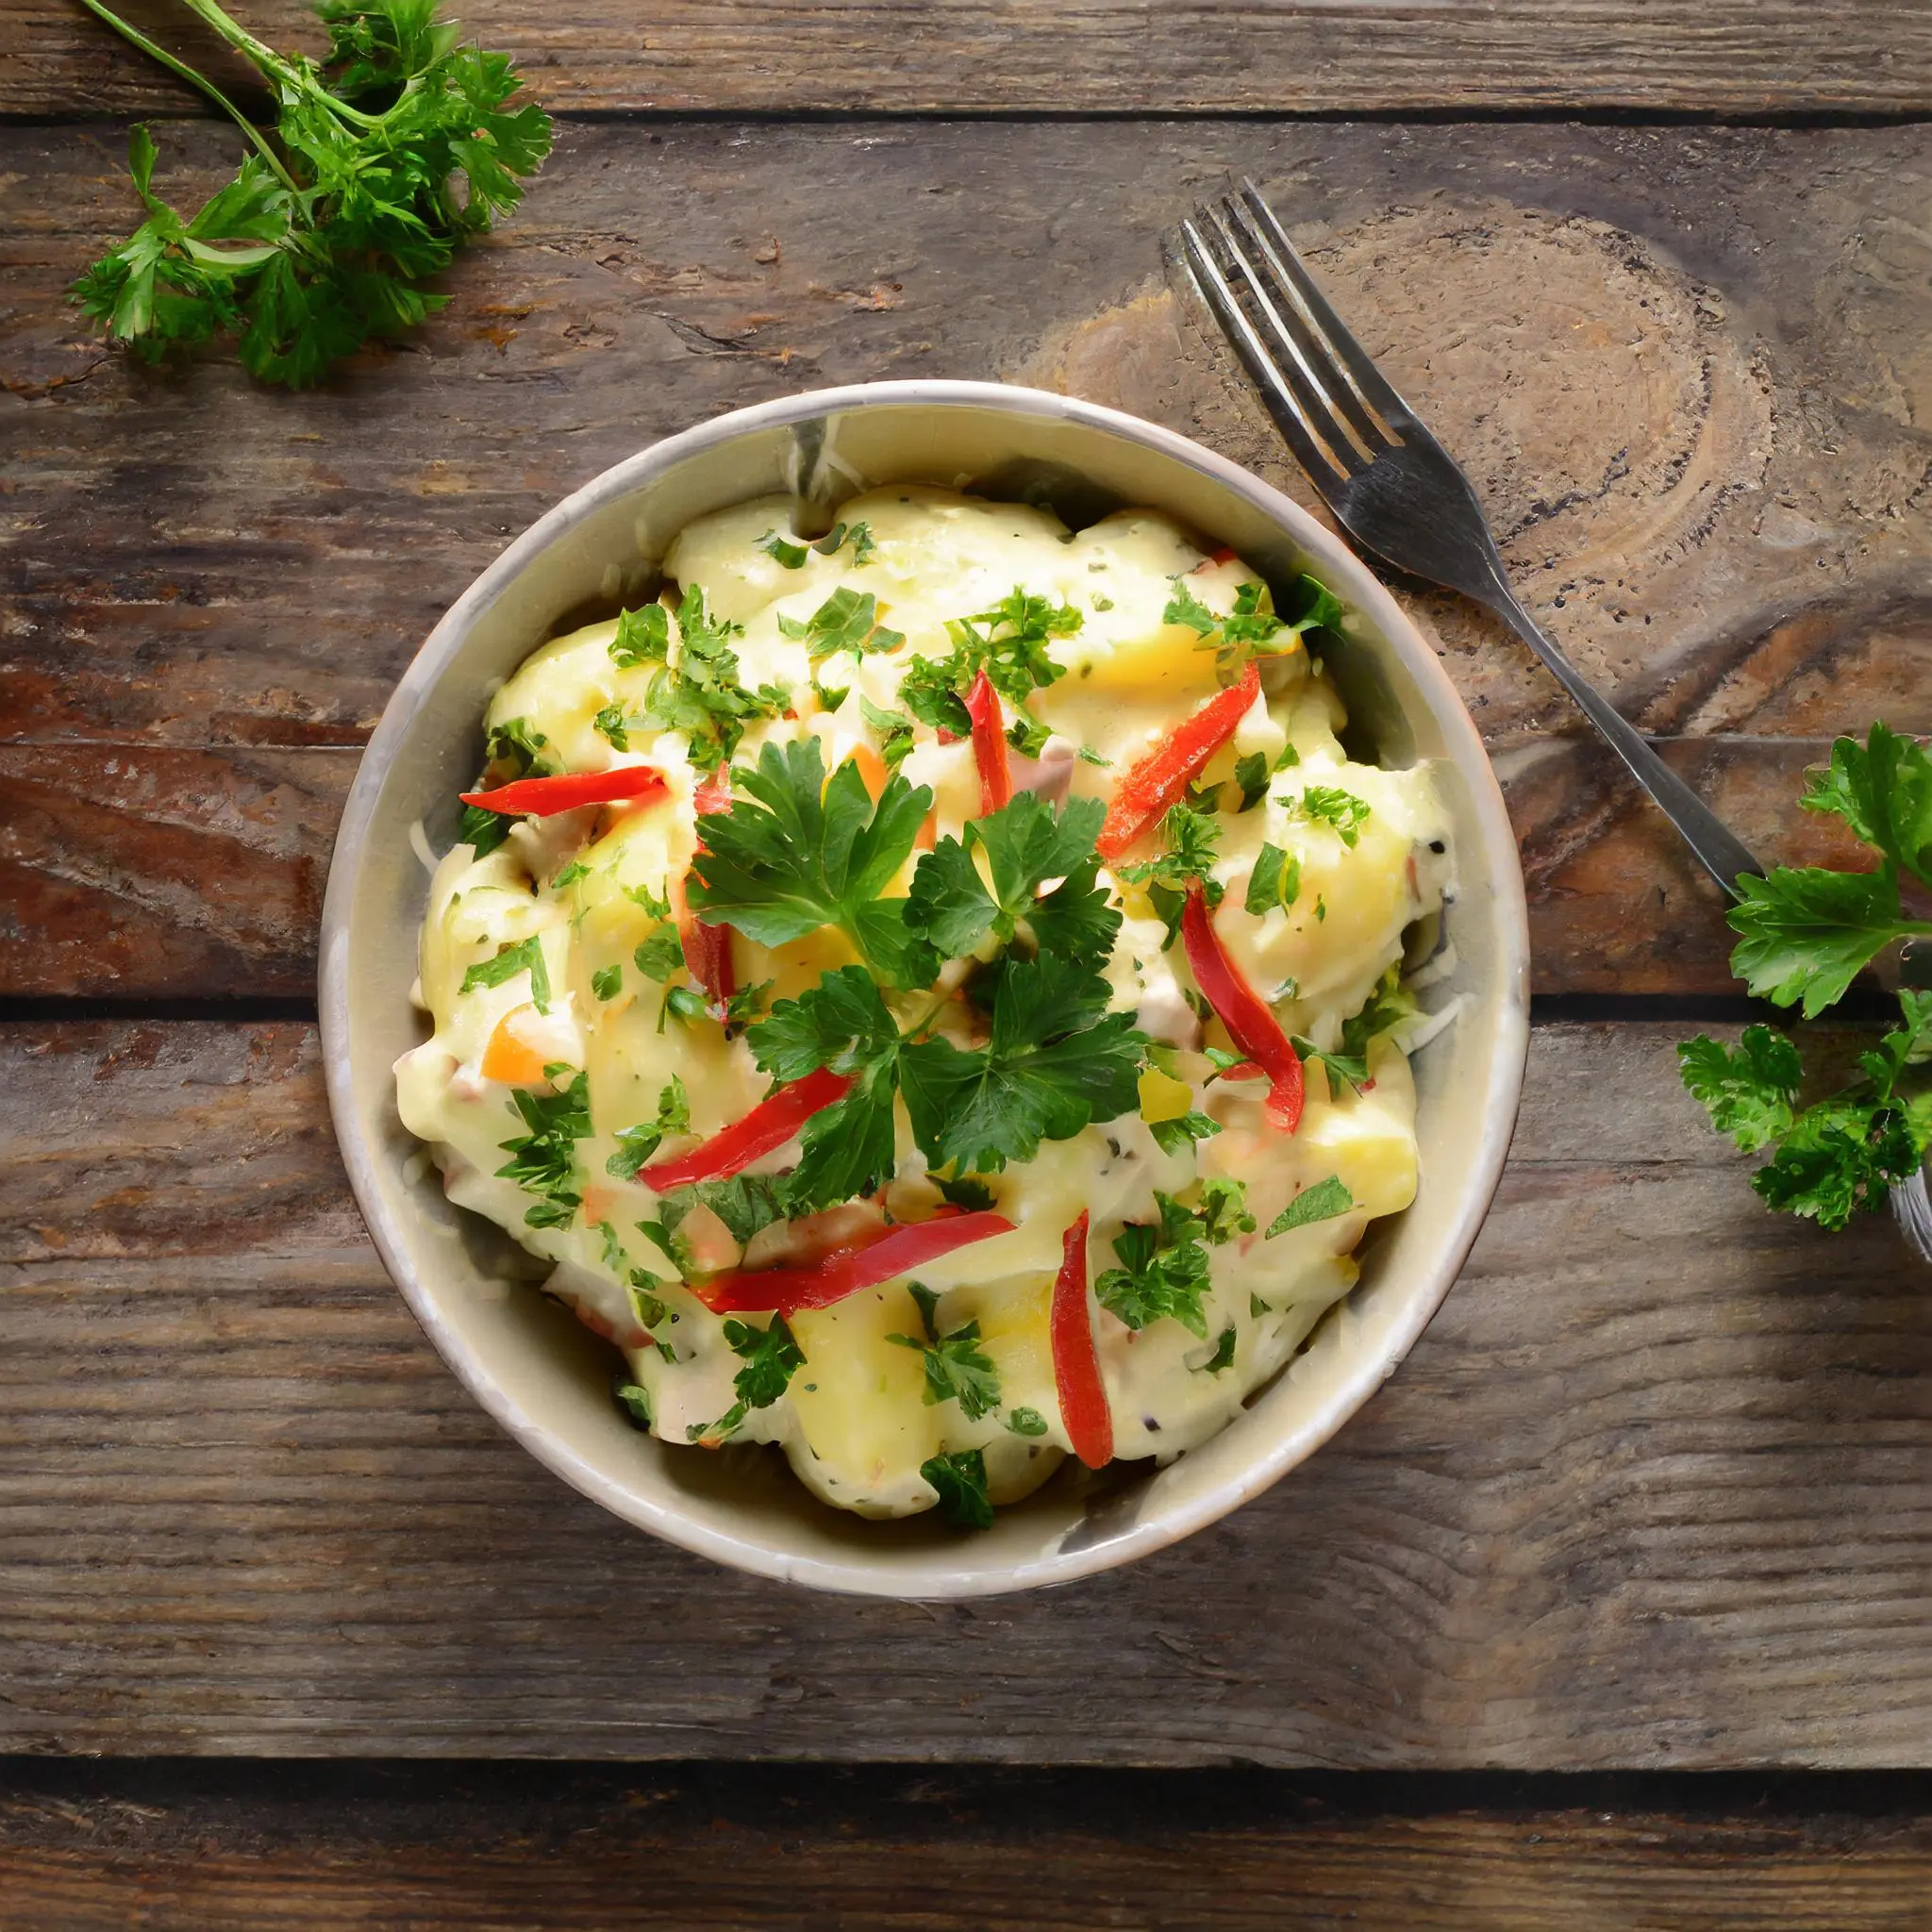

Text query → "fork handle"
[1483,586,1763,897]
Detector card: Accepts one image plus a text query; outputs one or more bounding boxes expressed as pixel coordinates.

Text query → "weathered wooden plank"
[6,122,1925,751]
[0,733,1873,998]
[4,1017,1929,1765]
[0,743,341,997]
[4,122,1926,996]
[8,1762,1932,1931]
[3,0,1929,117]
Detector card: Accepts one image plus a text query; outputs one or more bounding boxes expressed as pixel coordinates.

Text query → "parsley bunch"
[72,0,552,386]
[1680,724,1932,1229]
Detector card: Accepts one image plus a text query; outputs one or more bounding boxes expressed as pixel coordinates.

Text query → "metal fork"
[1175,178,1761,896]
[1176,178,1932,1260]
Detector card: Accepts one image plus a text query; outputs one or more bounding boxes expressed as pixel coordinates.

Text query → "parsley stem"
[73,0,300,193]
[171,0,302,88]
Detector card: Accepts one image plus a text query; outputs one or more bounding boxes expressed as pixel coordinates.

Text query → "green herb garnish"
[71,0,553,387]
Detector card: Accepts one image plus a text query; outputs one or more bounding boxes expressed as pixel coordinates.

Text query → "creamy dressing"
[395,487,1449,1519]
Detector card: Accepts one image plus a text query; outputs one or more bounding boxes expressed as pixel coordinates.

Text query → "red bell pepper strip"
[460,766,667,816]
[695,1209,1017,1316]
[1050,1210,1113,1469]
[1096,661,1260,860]
[637,1067,855,1193]
[1180,885,1304,1132]
[684,772,737,1013]
[681,916,737,1015]
[963,668,1011,816]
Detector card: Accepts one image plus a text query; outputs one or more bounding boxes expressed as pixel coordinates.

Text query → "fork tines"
[1177,181,1408,488]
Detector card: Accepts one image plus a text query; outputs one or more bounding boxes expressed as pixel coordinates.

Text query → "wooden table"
[5,4,1931,1923]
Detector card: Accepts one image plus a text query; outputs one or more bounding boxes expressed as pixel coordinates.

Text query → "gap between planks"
[8,1762,1932,1932]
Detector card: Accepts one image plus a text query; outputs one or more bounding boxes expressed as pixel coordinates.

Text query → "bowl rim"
[320,377,1529,1597]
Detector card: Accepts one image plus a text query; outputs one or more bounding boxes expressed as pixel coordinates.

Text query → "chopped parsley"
[591,963,623,1001]
[487,717,552,776]
[935,1175,996,1213]
[1245,842,1304,918]
[890,1319,1003,1422]
[458,803,511,858]
[1118,802,1224,936]
[1291,1034,1369,1096]
[656,1172,792,1250]
[495,1071,591,1229]
[921,1448,994,1529]
[461,935,551,1014]
[606,587,789,773]
[1094,1185,1251,1338]
[592,703,635,752]
[1149,1110,1223,1157]
[605,1077,691,1180]
[1007,1406,1050,1438]
[1165,573,1340,674]
[758,521,875,569]
[859,695,917,771]
[756,529,809,569]
[1232,751,1271,812]
[1265,1174,1356,1236]
[1286,786,1372,849]
[691,1316,807,1442]
[778,586,905,658]
[897,587,1081,737]
[1201,1325,1238,1374]
[633,925,686,983]
[613,1378,653,1429]
[1007,713,1054,758]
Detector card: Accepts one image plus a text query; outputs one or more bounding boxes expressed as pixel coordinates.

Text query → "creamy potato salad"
[397,487,1448,1524]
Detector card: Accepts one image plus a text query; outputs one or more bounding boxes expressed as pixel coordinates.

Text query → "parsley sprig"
[495,1071,591,1230]
[72,0,552,387]
[686,736,936,988]
[1165,572,1343,673]
[691,1316,807,1442]
[889,1307,1003,1421]
[1094,1183,1253,1338]
[1680,723,1932,1229]
[747,953,1145,1211]
[905,793,1121,972]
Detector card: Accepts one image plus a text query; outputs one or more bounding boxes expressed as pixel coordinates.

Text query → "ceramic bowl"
[320,380,1529,1597]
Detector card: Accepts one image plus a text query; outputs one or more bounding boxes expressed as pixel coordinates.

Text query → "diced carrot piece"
[848,742,888,801]
[480,1005,552,1087]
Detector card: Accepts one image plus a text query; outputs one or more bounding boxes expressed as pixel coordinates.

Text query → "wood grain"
[3,121,1927,997]
[4,0,1929,117]
[6,1017,1931,1765]
[9,1762,1932,1930]
[0,736,1875,998]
